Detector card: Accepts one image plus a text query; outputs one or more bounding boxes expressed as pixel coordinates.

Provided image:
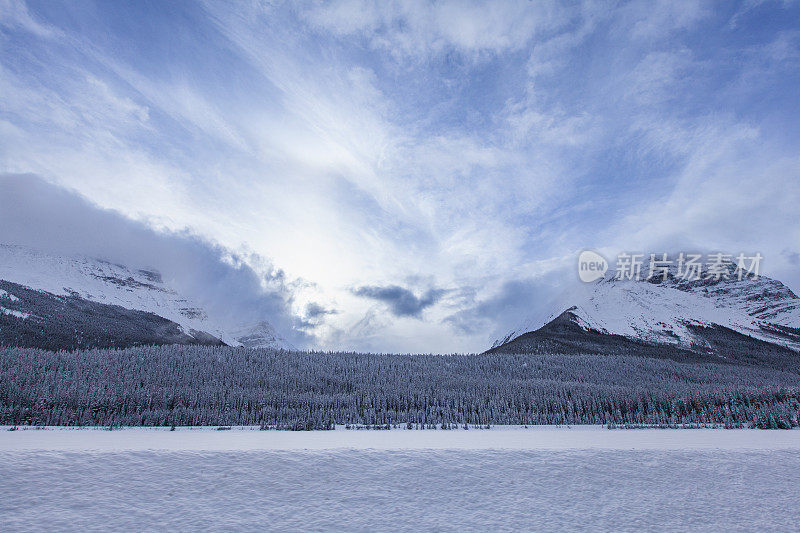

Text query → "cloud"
[614,0,711,40]
[0,0,61,38]
[444,271,572,342]
[0,173,311,347]
[351,284,447,317]
[301,0,573,60]
[305,302,339,319]
[2,0,800,353]
[727,0,796,29]
[783,250,800,267]
[624,49,694,106]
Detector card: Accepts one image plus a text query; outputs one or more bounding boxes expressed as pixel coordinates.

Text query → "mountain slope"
[490,265,800,366]
[0,244,291,350]
[0,279,225,350]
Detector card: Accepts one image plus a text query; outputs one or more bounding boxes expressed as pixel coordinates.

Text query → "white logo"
[578,250,608,282]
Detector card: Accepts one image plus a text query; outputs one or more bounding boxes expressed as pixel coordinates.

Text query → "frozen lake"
[2,428,800,532]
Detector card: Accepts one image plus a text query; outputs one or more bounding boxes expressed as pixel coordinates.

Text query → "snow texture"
[0,289,20,302]
[3,426,800,451]
[1,428,799,532]
[0,306,28,319]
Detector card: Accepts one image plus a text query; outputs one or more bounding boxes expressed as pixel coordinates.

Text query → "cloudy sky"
[1,0,799,352]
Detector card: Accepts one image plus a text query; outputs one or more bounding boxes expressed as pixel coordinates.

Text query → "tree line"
[1,346,798,429]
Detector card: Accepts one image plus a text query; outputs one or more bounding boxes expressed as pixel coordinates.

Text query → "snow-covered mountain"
[227,321,287,349]
[0,244,292,350]
[492,263,800,355]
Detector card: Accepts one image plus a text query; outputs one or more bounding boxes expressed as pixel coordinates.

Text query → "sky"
[1,0,799,353]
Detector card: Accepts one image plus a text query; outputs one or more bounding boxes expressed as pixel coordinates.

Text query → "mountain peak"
[0,244,292,350]
[492,267,800,355]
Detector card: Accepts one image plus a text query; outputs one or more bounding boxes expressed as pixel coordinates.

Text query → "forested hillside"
[2,346,798,429]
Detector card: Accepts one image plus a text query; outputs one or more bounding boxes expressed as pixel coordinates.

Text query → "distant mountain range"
[4,242,799,360]
[0,244,291,351]
[489,263,800,367]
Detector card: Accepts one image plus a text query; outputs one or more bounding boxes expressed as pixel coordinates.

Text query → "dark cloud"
[305,302,338,319]
[783,249,800,267]
[444,280,535,335]
[0,173,311,347]
[444,272,569,343]
[351,284,446,318]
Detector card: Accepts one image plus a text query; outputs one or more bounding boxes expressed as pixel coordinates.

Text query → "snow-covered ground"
[2,428,800,532]
[2,425,800,451]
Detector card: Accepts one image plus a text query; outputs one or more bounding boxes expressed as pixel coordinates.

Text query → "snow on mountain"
[495,263,800,352]
[0,244,291,349]
[226,321,288,349]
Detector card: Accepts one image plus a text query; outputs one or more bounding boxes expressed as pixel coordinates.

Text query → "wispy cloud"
[301,0,574,60]
[1,0,799,352]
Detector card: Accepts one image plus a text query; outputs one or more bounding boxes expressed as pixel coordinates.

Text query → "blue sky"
[1,0,799,352]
